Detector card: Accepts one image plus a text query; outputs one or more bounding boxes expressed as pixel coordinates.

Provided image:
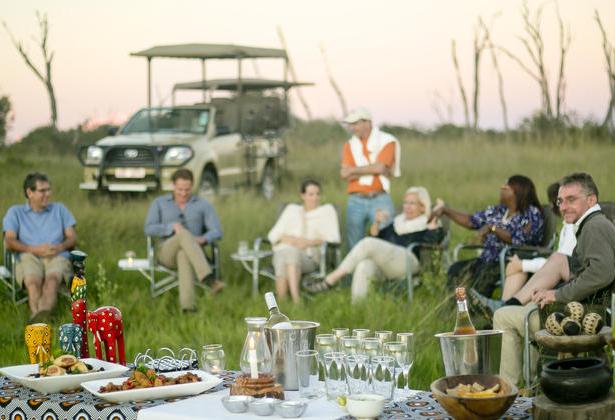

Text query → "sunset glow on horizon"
[2,0,615,139]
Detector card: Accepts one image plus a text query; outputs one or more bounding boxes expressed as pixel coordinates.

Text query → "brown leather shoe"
[210,280,226,295]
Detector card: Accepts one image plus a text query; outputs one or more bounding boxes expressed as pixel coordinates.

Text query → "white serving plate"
[81,369,222,403]
[0,358,130,394]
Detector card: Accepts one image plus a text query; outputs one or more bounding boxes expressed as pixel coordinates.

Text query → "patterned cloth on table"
[0,371,238,420]
[336,391,533,419]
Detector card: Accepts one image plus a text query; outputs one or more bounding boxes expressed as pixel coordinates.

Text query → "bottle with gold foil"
[453,287,477,335]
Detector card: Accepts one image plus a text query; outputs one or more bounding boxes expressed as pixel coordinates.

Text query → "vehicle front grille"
[105,147,157,167]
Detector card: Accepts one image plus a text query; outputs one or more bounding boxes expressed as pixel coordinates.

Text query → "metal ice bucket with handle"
[265,321,320,390]
[435,330,503,375]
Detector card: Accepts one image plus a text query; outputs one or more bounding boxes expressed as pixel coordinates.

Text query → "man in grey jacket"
[493,172,615,386]
[145,169,224,312]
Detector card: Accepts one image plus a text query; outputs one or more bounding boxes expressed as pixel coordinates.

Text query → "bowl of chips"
[430,374,518,420]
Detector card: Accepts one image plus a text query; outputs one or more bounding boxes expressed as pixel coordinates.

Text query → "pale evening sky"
[1,0,614,139]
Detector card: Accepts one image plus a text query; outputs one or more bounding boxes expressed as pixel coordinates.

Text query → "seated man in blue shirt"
[3,172,77,321]
[145,169,224,312]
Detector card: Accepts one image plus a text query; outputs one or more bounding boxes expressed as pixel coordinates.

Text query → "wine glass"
[374,330,393,353]
[201,344,225,374]
[340,336,361,355]
[394,333,415,395]
[352,328,371,340]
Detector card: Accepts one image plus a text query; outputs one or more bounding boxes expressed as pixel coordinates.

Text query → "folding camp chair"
[118,236,220,297]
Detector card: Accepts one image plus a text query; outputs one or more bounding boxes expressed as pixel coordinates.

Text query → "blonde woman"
[306,186,444,302]
[267,180,340,304]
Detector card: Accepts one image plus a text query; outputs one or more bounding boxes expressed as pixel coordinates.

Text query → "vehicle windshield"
[121,108,210,134]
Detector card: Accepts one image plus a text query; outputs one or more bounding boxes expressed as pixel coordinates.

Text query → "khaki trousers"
[158,229,212,310]
[337,237,419,302]
[492,304,540,386]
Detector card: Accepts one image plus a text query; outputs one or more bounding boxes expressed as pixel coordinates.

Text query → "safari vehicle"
[77,43,311,199]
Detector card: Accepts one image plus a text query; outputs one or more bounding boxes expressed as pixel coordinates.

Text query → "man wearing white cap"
[340,107,400,250]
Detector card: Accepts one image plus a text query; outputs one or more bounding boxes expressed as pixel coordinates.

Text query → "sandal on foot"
[305,280,332,293]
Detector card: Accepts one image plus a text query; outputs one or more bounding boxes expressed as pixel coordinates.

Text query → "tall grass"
[0,125,612,390]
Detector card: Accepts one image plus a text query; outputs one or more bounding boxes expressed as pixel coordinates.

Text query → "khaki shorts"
[273,247,318,278]
[15,253,72,287]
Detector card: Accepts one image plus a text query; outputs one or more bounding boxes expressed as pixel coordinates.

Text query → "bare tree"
[496,1,571,121]
[554,2,571,120]
[595,10,615,129]
[471,20,489,130]
[0,95,13,144]
[431,89,454,125]
[319,43,348,118]
[479,17,509,130]
[451,17,490,130]
[276,26,312,120]
[3,12,58,129]
[451,40,470,127]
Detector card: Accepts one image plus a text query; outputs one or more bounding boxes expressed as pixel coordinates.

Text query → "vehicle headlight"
[85,146,103,165]
[162,146,193,165]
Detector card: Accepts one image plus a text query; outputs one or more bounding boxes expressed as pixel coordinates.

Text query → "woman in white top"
[267,180,340,304]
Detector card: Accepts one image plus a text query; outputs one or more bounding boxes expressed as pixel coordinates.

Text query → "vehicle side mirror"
[107,126,119,136]
[216,126,230,136]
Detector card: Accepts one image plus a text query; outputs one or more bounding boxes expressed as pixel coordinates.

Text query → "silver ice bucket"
[434,330,503,376]
[265,321,319,390]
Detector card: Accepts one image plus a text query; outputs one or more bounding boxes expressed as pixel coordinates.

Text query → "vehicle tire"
[261,163,276,200]
[198,169,218,199]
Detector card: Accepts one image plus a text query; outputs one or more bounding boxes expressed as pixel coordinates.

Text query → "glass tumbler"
[345,354,370,395]
[201,344,225,374]
[370,355,396,400]
[323,352,347,400]
[295,350,322,399]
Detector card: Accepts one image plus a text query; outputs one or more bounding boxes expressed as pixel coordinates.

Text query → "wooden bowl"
[430,374,518,420]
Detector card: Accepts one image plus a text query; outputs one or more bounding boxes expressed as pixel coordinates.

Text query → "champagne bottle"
[453,287,477,335]
[264,292,292,329]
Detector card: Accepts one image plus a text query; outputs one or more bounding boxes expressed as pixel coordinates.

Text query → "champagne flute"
[332,328,349,351]
[384,341,411,400]
[315,334,337,381]
[395,333,415,394]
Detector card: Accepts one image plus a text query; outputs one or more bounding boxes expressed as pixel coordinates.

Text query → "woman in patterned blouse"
[431,175,544,300]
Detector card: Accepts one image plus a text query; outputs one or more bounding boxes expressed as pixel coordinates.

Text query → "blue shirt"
[470,204,544,262]
[144,194,223,243]
[2,202,76,259]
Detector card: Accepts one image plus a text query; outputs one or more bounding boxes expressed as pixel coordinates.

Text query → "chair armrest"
[253,237,272,252]
[318,242,341,277]
[500,244,553,259]
[453,243,486,262]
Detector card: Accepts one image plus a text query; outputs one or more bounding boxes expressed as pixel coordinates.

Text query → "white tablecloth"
[137,389,346,420]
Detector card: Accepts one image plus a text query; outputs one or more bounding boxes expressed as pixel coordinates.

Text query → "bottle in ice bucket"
[264,292,292,329]
[453,287,477,335]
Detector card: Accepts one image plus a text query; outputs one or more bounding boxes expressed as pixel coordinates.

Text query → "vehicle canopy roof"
[173,78,312,92]
[131,43,287,60]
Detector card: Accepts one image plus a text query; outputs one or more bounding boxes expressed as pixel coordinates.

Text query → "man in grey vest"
[493,172,615,386]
